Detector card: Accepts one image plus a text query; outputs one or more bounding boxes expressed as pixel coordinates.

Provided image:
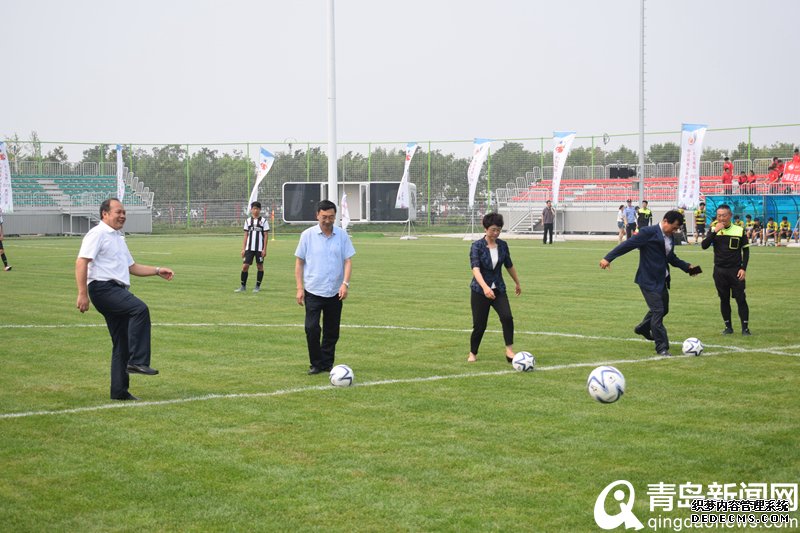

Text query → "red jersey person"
[737,171,747,194]
[767,158,781,193]
[721,157,734,194]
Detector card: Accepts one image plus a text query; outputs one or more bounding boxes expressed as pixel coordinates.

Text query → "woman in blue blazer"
[468,213,522,363]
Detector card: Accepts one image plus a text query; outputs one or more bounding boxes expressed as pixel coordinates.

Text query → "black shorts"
[695,225,705,234]
[0,240,4,249]
[243,250,264,265]
[713,267,745,298]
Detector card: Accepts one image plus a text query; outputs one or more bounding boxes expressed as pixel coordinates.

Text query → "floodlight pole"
[327,0,339,219]
[638,0,646,207]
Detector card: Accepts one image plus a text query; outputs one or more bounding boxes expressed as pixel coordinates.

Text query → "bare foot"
[467,353,477,363]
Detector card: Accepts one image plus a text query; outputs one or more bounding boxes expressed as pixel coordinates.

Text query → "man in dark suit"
[599,210,701,356]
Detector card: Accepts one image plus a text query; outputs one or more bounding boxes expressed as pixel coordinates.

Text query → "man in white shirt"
[75,198,174,400]
[295,200,355,375]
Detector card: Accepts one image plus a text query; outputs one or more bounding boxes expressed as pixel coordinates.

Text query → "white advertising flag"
[395,142,418,209]
[551,131,576,206]
[0,142,13,213]
[249,147,275,206]
[677,124,707,209]
[116,145,126,201]
[341,192,350,231]
[467,138,492,209]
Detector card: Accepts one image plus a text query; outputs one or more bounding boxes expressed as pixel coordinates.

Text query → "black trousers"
[543,223,554,244]
[713,267,749,324]
[88,281,152,399]
[626,223,637,239]
[304,291,343,370]
[470,289,514,355]
[637,285,670,353]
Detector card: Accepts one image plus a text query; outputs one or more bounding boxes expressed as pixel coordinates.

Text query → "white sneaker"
[253,286,261,293]
[3,266,10,271]
[234,286,246,293]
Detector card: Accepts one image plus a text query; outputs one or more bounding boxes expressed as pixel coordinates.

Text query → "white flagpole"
[327,0,339,219]
[116,145,125,201]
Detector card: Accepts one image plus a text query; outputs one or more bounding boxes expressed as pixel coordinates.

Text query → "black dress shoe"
[634,326,654,340]
[307,366,325,375]
[111,393,139,401]
[657,350,673,357]
[505,355,514,364]
[127,364,159,375]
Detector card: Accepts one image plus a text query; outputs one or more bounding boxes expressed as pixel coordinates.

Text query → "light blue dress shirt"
[295,225,356,298]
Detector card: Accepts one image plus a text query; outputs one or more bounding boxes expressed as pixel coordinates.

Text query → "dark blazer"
[470,237,513,293]
[604,223,690,292]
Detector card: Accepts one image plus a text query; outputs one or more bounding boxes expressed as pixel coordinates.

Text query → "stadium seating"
[9,175,148,208]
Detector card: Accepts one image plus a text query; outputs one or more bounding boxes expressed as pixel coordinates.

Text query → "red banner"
[782,159,800,183]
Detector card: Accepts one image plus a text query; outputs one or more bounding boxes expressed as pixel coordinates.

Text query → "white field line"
[0,354,677,420]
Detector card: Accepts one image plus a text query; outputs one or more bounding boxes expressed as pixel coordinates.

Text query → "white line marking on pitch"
[0,355,673,420]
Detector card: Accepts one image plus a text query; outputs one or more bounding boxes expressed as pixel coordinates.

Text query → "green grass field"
[1,232,798,532]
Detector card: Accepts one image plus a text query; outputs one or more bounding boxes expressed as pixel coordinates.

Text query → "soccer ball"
[329,364,354,387]
[587,366,626,403]
[512,351,535,372]
[682,337,704,356]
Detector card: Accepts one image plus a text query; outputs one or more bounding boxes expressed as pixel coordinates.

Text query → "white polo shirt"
[78,221,135,287]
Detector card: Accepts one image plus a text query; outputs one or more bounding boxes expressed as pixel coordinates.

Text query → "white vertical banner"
[551,131,576,206]
[340,192,350,231]
[677,123,707,209]
[467,138,492,209]
[248,147,275,206]
[395,142,418,209]
[116,145,126,201]
[0,142,13,213]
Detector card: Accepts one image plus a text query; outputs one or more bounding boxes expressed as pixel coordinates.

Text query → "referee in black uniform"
[701,204,751,335]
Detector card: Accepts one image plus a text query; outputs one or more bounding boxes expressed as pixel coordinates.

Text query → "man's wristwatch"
[343,281,350,288]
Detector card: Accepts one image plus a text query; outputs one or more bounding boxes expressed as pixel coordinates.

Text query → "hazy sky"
[3,0,798,151]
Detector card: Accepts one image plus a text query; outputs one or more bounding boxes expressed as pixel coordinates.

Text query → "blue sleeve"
[470,241,481,269]
[604,231,646,262]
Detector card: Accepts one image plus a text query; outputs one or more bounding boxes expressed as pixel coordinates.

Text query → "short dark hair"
[642,200,648,205]
[317,199,337,214]
[717,204,732,214]
[663,210,685,226]
[699,202,705,206]
[250,201,262,209]
[746,214,752,219]
[99,197,120,218]
[482,212,504,229]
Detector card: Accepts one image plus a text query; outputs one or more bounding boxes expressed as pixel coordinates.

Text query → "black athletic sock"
[240,271,248,287]
[256,271,264,287]
[1,253,7,267]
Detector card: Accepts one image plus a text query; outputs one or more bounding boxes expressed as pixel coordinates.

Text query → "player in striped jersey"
[235,201,270,293]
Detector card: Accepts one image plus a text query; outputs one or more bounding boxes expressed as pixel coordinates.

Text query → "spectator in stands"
[767,158,781,193]
[737,171,748,194]
[764,217,778,245]
[722,157,734,194]
[746,170,758,194]
[793,148,800,165]
[0,208,11,271]
[750,218,763,245]
[541,200,555,245]
[623,199,638,239]
[693,202,707,244]
[75,198,174,400]
[637,200,653,228]
[777,216,791,245]
[616,205,626,242]
[467,212,522,364]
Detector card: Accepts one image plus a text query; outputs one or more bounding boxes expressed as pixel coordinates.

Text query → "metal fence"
[5,123,799,227]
